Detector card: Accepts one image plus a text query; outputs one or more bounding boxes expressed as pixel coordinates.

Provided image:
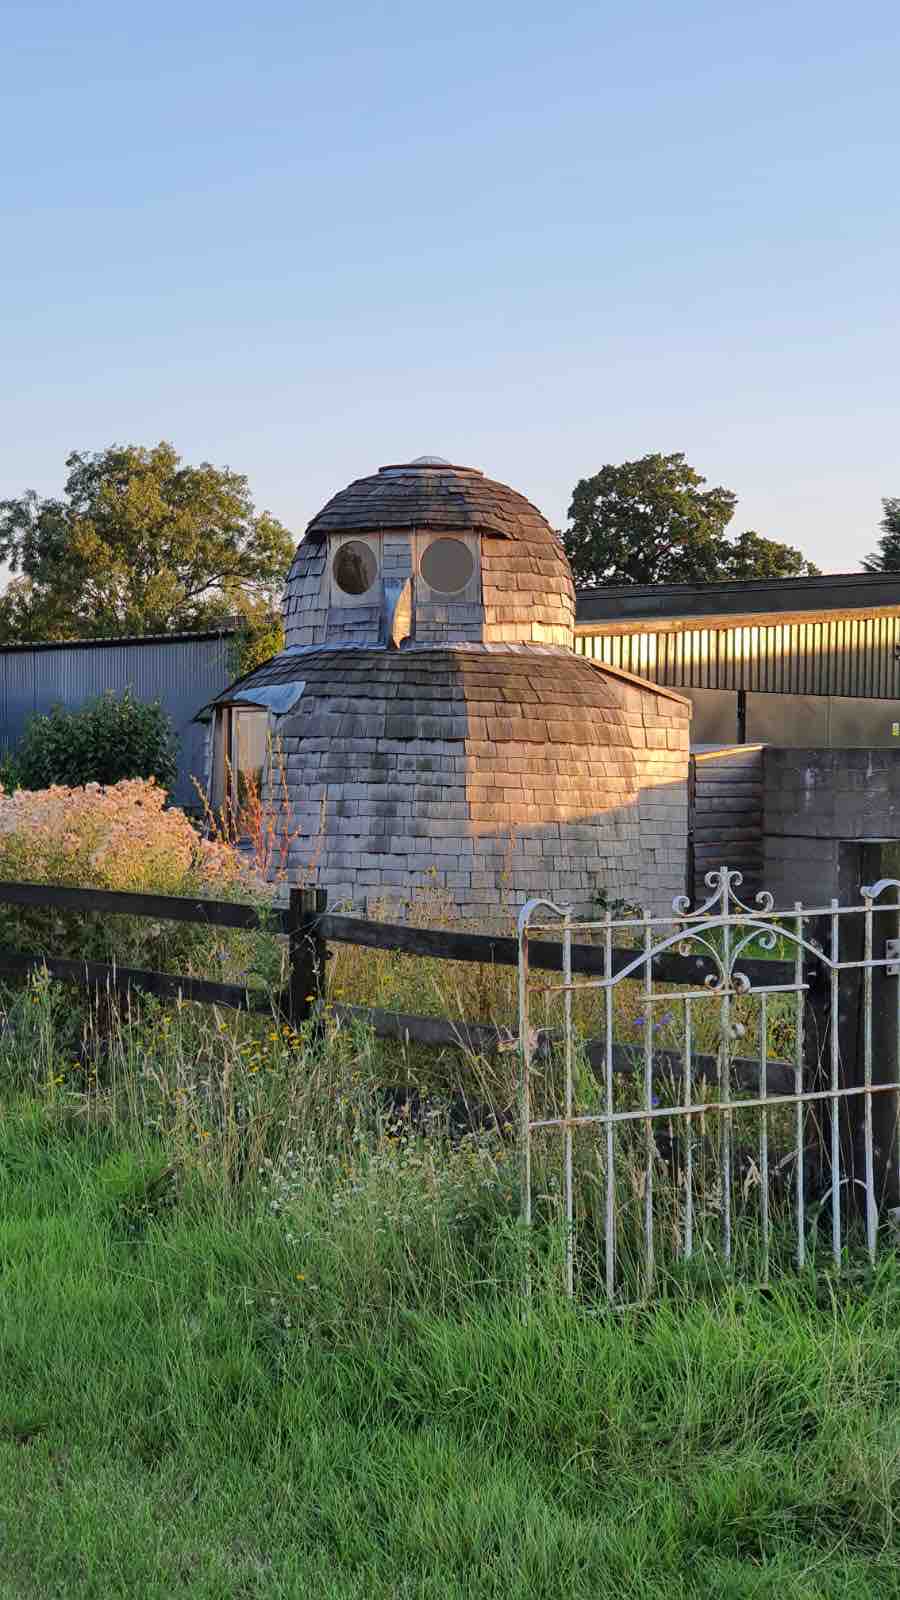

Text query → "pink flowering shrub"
[0,779,245,892]
[0,778,280,986]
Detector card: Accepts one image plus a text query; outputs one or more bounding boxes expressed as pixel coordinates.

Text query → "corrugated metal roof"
[0,620,242,654]
[575,571,900,627]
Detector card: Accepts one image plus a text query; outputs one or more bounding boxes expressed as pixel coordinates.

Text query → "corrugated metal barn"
[575,571,900,748]
[0,626,238,808]
[575,572,900,904]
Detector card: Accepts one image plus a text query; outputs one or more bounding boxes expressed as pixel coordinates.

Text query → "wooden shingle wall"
[257,647,689,920]
[689,746,764,905]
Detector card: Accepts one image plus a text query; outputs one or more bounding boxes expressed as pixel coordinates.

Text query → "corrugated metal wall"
[576,615,900,698]
[0,635,235,808]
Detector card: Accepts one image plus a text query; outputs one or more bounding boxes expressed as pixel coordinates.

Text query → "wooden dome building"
[203,458,690,916]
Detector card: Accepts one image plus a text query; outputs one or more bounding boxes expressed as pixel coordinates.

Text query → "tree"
[0,442,295,642]
[229,611,286,677]
[721,529,818,580]
[862,499,900,573]
[563,452,818,586]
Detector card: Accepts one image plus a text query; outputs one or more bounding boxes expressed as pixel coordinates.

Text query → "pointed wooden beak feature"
[384,577,412,649]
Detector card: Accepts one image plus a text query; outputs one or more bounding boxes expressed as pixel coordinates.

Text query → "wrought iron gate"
[517,867,900,1301]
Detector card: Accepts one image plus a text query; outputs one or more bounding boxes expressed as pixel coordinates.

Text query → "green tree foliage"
[564,452,819,586]
[862,498,900,573]
[14,690,178,793]
[722,529,817,579]
[228,610,285,677]
[0,442,295,642]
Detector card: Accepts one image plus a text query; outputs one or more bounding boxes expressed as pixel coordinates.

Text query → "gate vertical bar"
[720,901,733,1265]
[794,904,806,1268]
[563,908,574,1297]
[759,992,769,1283]
[682,996,694,1260]
[862,893,877,1259]
[890,902,896,1209]
[604,910,616,1299]
[830,899,841,1266]
[518,913,532,1243]
[643,911,655,1292]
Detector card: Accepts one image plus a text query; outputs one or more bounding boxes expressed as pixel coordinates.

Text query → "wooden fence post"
[287,887,328,1025]
[837,845,900,1213]
[812,842,900,1218]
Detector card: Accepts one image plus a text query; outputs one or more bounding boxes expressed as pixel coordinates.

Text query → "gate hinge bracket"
[886,939,900,977]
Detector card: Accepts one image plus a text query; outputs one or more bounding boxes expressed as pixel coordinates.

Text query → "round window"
[420,537,475,596]
[333,540,377,596]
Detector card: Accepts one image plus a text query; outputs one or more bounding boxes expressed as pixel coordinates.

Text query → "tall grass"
[2,1061,900,1596]
[1,894,896,1593]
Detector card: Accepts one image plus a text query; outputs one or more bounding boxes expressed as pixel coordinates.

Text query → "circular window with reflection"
[333,540,378,596]
[420,537,475,596]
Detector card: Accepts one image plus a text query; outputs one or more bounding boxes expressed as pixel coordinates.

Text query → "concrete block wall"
[764,748,900,906]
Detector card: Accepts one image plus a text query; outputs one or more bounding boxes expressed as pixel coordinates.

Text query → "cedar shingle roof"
[305,461,556,544]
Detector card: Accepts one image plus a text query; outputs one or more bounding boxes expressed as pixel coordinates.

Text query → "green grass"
[2,1099,900,1599]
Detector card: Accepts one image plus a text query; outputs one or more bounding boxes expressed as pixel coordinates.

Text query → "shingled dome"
[285,458,576,650]
[202,457,691,917]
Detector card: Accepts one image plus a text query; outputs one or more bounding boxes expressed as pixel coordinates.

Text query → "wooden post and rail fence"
[0,875,893,1209]
[0,875,796,1066]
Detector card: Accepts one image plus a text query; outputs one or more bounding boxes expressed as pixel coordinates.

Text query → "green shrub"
[15,689,178,793]
[0,748,22,792]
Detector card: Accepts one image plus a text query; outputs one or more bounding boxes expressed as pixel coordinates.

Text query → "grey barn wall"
[0,634,236,808]
[763,748,900,905]
[747,693,900,749]
[620,685,900,751]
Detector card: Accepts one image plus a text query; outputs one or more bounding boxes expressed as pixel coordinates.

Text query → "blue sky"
[2,0,898,571]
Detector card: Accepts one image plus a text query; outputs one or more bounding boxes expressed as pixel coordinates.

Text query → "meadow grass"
[1,974,899,1598]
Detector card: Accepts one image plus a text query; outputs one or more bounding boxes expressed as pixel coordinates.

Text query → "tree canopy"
[563,452,819,587]
[862,499,900,574]
[0,442,295,642]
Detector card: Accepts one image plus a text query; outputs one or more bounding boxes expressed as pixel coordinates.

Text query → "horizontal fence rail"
[0,878,289,930]
[317,909,797,987]
[0,880,799,1043]
[0,879,296,1018]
